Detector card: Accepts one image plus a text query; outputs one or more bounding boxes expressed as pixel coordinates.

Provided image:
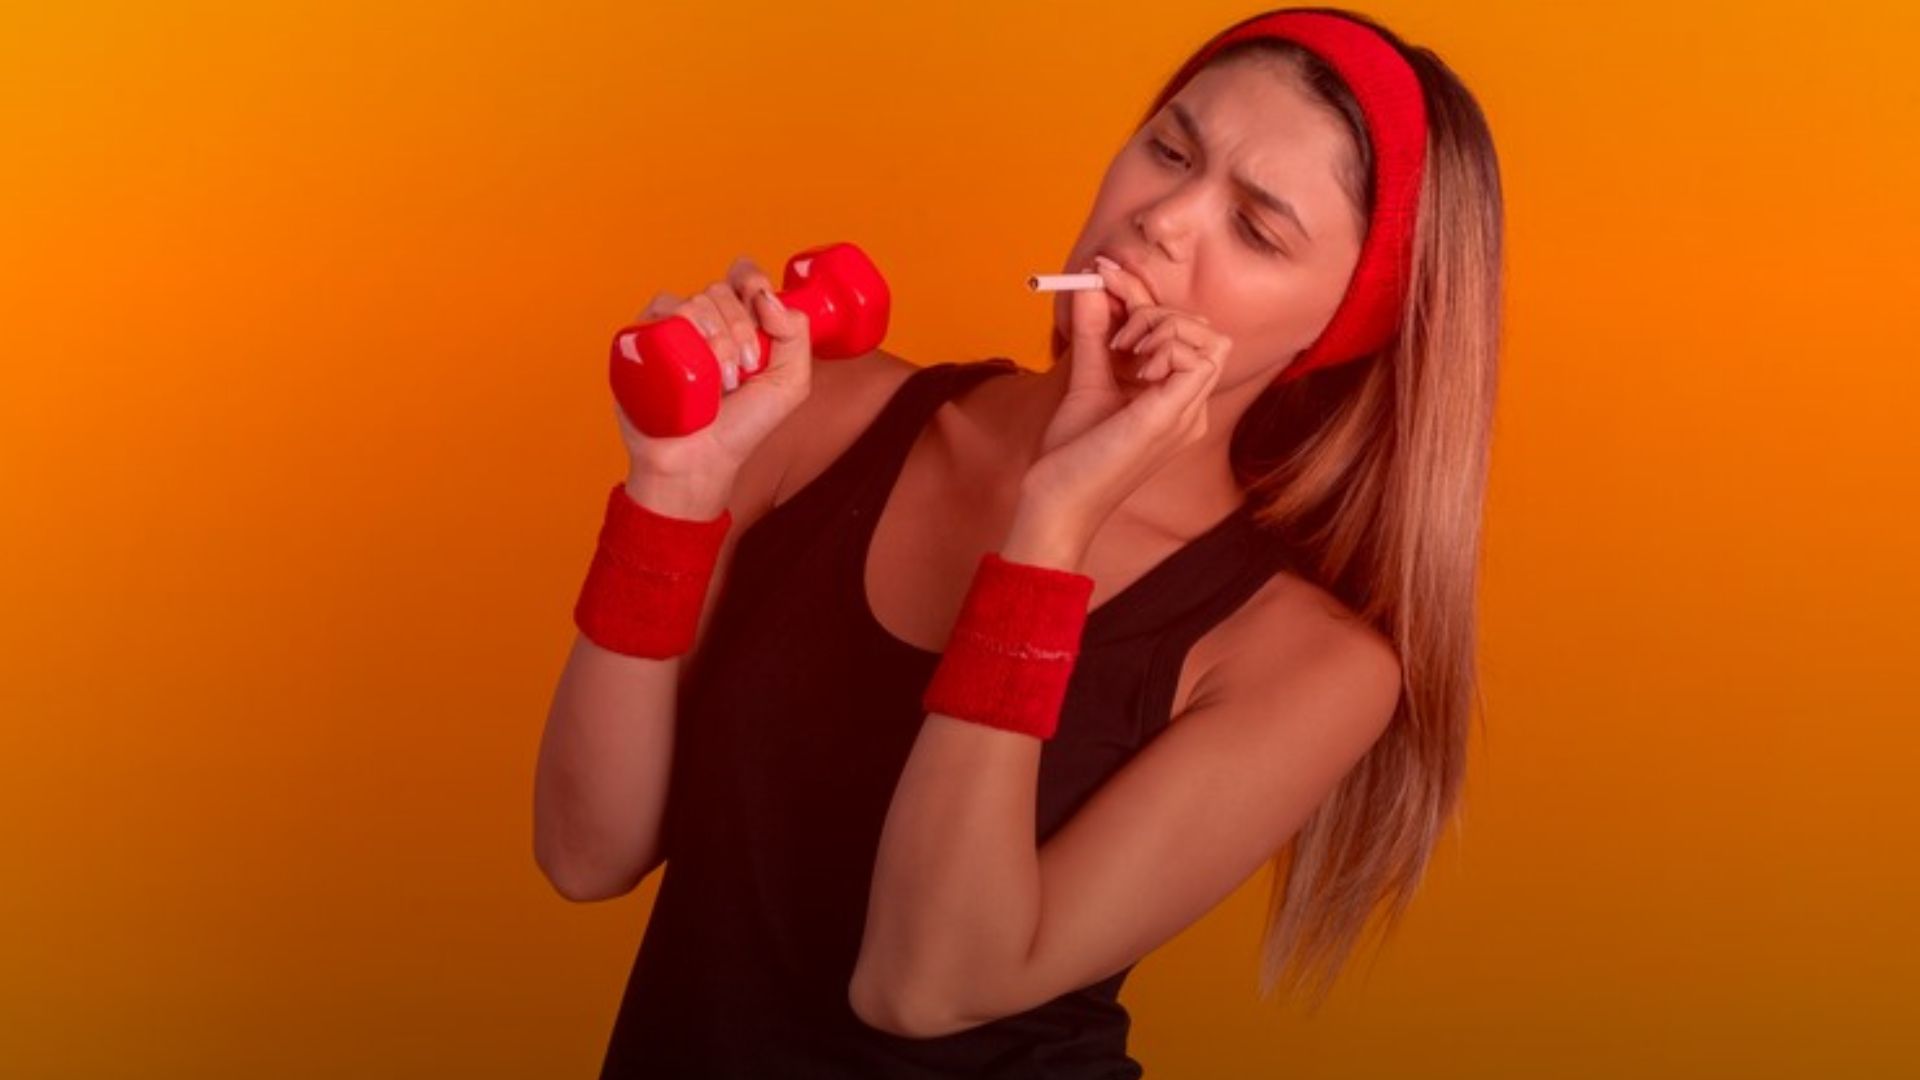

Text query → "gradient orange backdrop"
[4,1,1917,1076]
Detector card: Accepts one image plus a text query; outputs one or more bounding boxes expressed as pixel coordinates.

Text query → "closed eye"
[1146,138,1286,256]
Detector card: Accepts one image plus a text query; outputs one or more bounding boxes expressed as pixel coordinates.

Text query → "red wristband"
[572,482,732,659]
[920,552,1095,740]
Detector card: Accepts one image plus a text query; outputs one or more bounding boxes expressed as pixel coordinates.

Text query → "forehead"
[1166,59,1353,162]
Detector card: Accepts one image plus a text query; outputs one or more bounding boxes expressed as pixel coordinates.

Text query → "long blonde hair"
[1104,9,1506,1011]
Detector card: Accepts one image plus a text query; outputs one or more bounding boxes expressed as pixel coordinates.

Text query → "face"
[1058,58,1367,384]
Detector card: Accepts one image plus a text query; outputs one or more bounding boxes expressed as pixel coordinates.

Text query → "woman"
[538,7,1504,1076]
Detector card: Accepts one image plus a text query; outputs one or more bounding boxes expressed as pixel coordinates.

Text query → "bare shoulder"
[767,348,921,507]
[1191,568,1404,728]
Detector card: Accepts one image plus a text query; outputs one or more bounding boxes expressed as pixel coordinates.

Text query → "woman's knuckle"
[705,281,737,307]
[683,299,724,342]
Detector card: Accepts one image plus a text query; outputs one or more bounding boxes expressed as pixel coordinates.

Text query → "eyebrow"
[1167,101,1313,245]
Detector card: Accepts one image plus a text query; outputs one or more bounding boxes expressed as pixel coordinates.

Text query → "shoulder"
[816,346,923,414]
[767,348,922,506]
[1189,567,1404,738]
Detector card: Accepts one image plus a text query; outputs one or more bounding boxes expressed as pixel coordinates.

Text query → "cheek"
[1201,284,1275,342]
[1089,162,1157,230]
[1198,286,1304,367]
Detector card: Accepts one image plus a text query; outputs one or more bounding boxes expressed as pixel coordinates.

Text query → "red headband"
[1142,9,1428,381]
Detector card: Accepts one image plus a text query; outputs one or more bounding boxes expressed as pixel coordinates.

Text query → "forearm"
[533,471,733,901]
[852,507,1091,1026]
[533,633,682,901]
[854,712,1043,1022]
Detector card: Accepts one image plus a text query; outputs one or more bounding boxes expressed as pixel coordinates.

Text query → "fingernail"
[761,288,785,313]
[721,364,739,391]
[743,340,759,370]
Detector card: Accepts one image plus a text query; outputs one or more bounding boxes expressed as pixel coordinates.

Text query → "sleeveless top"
[599,357,1291,1079]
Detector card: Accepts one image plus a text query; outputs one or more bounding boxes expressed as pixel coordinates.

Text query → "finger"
[641,289,683,321]
[1112,304,1209,353]
[1092,256,1156,314]
[1206,335,1233,379]
[703,280,762,376]
[1155,338,1218,415]
[726,256,780,375]
[726,255,776,303]
[746,283,805,375]
[1174,349,1222,432]
[678,294,738,392]
[1130,337,1185,386]
[1139,339,1188,383]
[1154,341,1213,412]
[1108,304,1172,353]
[1139,319,1223,380]
[1184,335,1226,398]
[1129,341,1208,429]
[1124,312,1210,358]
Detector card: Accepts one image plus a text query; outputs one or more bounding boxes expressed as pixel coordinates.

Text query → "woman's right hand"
[613,254,813,480]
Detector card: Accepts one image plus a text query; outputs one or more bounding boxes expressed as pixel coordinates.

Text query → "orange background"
[4,1,1916,1075]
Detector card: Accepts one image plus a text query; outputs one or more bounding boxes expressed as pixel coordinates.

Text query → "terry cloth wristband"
[572,481,732,659]
[921,552,1096,741]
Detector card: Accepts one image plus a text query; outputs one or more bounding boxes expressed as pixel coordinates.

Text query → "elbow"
[534,838,650,903]
[536,854,614,903]
[542,868,623,904]
[847,970,972,1040]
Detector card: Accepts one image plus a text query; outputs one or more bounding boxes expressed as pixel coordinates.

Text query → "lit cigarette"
[1026,272,1105,293]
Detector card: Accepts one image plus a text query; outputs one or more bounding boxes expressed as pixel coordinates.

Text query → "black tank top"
[599,357,1290,1079]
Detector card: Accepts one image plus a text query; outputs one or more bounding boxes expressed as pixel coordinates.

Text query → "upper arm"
[943,608,1404,1031]
[673,350,915,695]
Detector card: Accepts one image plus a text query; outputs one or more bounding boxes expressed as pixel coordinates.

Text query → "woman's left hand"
[1014,256,1231,553]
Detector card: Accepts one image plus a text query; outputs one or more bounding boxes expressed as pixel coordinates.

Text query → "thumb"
[1067,266,1120,393]
[752,288,809,375]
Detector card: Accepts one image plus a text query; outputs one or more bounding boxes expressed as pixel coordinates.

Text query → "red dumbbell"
[608,241,892,438]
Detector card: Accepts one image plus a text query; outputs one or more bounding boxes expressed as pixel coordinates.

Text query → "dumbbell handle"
[609,242,891,438]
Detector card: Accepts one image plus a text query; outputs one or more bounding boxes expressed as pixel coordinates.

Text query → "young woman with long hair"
[537,7,1504,1076]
